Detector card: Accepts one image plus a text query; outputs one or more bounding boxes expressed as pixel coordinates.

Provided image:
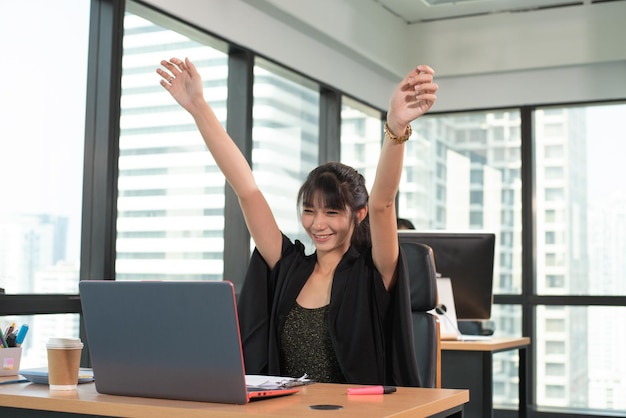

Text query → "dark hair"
[297,162,371,252]
[397,218,415,230]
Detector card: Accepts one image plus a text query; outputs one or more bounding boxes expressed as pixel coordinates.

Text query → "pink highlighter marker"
[347,385,397,395]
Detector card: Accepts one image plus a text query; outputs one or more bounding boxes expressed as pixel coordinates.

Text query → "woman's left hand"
[386,65,438,136]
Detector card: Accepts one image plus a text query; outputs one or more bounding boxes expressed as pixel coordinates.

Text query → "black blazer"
[238,234,421,387]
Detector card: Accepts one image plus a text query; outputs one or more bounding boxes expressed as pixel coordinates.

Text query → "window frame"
[2,2,625,417]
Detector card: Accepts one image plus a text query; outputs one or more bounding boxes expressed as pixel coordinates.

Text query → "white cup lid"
[46,337,84,349]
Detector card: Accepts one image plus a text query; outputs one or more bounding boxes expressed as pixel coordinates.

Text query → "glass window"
[546,362,566,376]
[0,1,89,294]
[545,385,566,399]
[545,340,566,354]
[535,305,626,412]
[533,103,626,417]
[545,166,564,180]
[252,59,320,254]
[534,104,626,297]
[545,318,565,332]
[406,110,522,294]
[0,0,89,368]
[116,3,229,280]
[340,97,384,193]
[546,274,565,288]
[543,123,564,138]
[492,304,522,410]
[544,188,564,201]
[544,144,564,159]
[492,126,505,141]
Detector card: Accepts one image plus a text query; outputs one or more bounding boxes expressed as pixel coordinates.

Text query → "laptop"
[79,280,301,404]
[429,278,492,341]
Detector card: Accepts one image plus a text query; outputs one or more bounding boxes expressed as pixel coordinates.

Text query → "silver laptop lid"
[79,280,248,404]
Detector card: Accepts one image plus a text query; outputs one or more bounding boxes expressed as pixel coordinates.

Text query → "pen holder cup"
[0,347,22,376]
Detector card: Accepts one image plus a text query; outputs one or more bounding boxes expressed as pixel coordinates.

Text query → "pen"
[347,385,397,395]
[4,323,15,338]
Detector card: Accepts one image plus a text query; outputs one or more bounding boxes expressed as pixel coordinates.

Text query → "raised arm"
[369,65,438,289]
[157,57,283,268]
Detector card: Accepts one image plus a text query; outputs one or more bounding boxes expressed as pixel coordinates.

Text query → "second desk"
[441,336,531,418]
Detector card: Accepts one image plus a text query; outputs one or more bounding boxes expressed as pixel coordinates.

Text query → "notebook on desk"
[79,280,303,404]
[429,278,492,341]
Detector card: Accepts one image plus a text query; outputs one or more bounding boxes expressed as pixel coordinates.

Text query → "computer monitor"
[398,230,496,320]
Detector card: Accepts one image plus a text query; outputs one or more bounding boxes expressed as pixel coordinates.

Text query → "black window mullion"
[319,88,341,164]
[225,47,254,294]
[520,105,536,410]
[79,0,125,367]
[80,0,124,285]
[0,295,82,316]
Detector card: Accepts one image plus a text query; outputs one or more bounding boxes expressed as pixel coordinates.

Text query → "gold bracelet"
[384,122,412,144]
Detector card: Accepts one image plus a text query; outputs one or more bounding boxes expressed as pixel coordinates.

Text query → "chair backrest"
[399,240,441,388]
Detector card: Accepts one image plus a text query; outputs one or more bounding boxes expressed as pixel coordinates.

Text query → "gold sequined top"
[279,303,345,383]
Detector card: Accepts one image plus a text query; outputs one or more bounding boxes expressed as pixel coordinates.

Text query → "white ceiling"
[375,0,610,23]
[147,0,626,109]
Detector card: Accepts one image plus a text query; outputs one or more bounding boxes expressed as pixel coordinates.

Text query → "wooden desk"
[0,379,468,418]
[441,337,531,418]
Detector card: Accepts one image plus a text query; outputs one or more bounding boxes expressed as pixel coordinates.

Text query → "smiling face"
[301,194,356,254]
[297,162,370,253]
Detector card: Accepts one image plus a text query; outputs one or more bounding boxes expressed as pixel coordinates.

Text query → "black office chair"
[399,240,440,388]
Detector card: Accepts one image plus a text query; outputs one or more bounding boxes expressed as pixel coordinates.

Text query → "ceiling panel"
[374,0,607,23]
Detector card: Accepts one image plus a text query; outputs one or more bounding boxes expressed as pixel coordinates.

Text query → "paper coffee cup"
[46,338,84,391]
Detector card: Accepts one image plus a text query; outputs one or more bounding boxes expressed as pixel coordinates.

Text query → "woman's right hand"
[157,57,206,115]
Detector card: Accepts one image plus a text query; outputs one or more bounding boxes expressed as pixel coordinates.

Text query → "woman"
[157,57,438,386]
